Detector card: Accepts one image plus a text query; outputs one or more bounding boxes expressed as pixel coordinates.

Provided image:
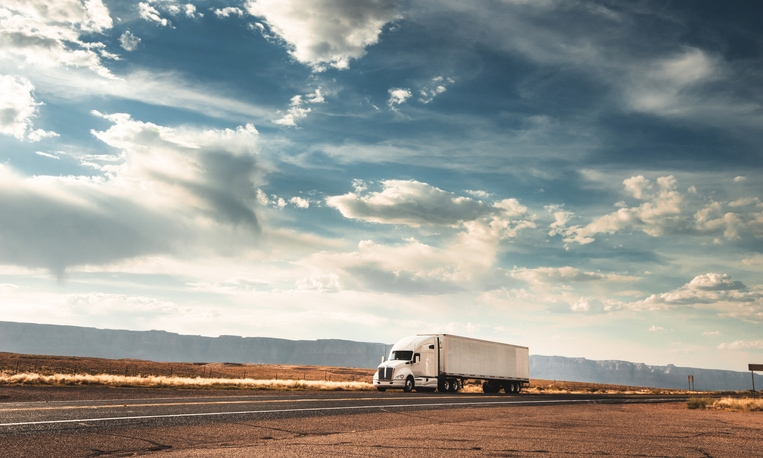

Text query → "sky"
[1,0,762,371]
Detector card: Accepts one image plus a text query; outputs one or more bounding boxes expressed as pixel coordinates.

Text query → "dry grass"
[0,352,741,396]
[687,396,763,411]
[713,397,763,412]
[0,371,374,391]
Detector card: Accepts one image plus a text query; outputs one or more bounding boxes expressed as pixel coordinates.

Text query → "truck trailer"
[373,334,529,394]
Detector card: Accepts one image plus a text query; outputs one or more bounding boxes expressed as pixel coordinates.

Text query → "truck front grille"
[378,367,394,380]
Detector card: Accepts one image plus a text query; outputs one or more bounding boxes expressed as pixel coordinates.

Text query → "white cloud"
[274,88,325,127]
[245,0,399,71]
[648,325,665,332]
[718,340,763,351]
[0,114,264,275]
[633,273,763,321]
[0,75,58,141]
[138,2,169,26]
[327,179,487,227]
[419,76,455,104]
[214,7,244,18]
[119,30,141,52]
[510,266,638,286]
[387,88,411,109]
[0,1,115,78]
[686,273,746,291]
[558,175,763,245]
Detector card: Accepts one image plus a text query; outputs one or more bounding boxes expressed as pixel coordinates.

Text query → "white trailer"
[373,334,529,394]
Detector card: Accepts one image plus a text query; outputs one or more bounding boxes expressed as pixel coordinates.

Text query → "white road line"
[0,399,591,427]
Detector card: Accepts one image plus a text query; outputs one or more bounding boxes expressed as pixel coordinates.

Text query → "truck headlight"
[394,373,405,380]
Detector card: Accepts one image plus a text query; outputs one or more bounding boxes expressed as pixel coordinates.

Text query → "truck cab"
[373,335,439,392]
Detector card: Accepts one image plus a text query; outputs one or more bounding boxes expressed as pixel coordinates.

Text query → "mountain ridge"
[0,321,759,391]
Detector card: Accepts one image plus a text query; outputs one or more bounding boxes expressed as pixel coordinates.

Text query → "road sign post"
[749,364,763,392]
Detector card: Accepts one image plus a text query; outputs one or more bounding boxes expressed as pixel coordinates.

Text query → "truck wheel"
[403,376,414,392]
[450,379,460,392]
[441,379,451,392]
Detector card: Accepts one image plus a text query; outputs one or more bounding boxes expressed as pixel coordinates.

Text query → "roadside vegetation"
[1,352,757,398]
[688,396,763,412]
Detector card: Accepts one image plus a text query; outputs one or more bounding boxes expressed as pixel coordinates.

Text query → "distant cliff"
[0,321,390,369]
[531,355,760,391]
[1,321,759,391]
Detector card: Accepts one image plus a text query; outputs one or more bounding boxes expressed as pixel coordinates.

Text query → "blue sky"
[1,0,762,371]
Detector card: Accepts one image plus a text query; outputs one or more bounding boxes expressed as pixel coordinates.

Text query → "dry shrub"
[713,397,763,412]
[0,371,375,391]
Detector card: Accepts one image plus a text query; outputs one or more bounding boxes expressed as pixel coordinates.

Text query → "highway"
[0,391,685,430]
[2,389,734,457]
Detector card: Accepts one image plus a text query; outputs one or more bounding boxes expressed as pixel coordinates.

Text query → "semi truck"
[373,334,529,394]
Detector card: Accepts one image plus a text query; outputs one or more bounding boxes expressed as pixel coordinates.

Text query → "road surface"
[1,387,760,457]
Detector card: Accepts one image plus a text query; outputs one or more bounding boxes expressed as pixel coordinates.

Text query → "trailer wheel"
[450,379,460,392]
[403,376,414,392]
[515,383,522,393]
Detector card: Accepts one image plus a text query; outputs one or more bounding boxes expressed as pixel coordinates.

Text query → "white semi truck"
[373,334,529,394]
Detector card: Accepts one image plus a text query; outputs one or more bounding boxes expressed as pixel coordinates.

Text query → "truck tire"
[440,379,451,392]
[403,376,414,392]
[450,379,460,392]
[377,387,387,392]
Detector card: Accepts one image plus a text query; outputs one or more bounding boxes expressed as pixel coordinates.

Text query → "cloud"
[0,1,115,77]
[274,88,325,127]
[245,0,399,71]
[718,340,763,351]
[510,266,638,286]
[419,76,455,104]
[633,273,763,321]
[138,2,170,26]
[648,325,665,332]
[387,88,411,109]
[559,175,763,245]
[686,273,746,291]
[327,179,490,227]
[214,7,244,18]
[0,75,58,141]
[119,31,141,51]
[625,48,720,115]
[412,1,763,134]
[0,114,264,275]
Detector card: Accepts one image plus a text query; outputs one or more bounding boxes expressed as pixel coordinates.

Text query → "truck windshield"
[390,350,413,361]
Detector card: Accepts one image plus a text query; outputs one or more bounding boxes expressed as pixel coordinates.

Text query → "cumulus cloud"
[0,1,115,77]
[327,179,490,227]
[0,114,264,275]
[0,75,58,141]
[316,180,540,294]
[245,0,399,71]
[138,2,169,26]
[387,88,411,109]
[214,7,244,18]
[558,175,763,245]
[633,273,763,321]
[274,88,325,127]
[119,30,141,51]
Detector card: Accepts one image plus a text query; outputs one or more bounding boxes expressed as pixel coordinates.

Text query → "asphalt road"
[1,389,760,457]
